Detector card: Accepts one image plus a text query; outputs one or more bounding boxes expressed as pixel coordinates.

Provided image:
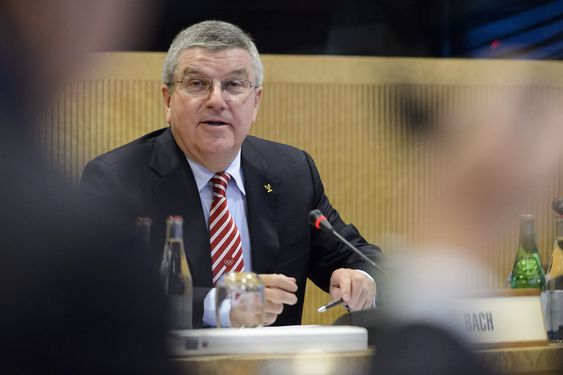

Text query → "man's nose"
[205,82,227,108]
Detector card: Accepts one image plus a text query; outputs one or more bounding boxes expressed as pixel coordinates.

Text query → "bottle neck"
[166,219,183,241]
[519,219,537,252]
[547,218,563,282]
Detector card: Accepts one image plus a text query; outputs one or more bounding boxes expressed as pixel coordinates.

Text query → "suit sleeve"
[303,151,385,291]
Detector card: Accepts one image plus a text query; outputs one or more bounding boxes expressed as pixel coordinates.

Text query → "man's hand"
[259,273,298,326]
[329,268,376,311]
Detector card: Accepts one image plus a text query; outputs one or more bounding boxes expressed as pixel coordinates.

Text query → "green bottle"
[510,214,546,290]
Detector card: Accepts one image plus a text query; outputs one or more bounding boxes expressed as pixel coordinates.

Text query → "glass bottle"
[160,215,193,330]
[509,214,546,290]
[546,216,563,342]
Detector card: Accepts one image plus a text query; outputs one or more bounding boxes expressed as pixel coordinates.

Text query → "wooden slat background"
[37,52,563,325]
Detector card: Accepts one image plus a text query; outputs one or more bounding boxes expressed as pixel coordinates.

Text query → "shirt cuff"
[202,288,232,327]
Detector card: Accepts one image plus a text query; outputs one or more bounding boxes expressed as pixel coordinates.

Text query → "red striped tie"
[209,172,244,285]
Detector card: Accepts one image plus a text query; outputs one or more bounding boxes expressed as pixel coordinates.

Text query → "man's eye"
[225,80,244,88]
[186,79,208,89]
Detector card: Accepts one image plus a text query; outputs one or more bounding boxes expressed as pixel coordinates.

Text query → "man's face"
[162,48,262,169]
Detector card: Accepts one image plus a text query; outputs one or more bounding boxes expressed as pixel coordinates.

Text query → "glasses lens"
[179,77,253,97]
[182,77,211,95]
[222,80,251,96]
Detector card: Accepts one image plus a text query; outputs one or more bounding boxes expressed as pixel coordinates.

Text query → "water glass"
[215,272,265,328]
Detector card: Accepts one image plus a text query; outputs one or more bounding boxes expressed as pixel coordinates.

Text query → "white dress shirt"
[186,151,375,326]
[185,151,251,327]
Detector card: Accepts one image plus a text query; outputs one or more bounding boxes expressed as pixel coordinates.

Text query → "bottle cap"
[167,215,184,223]
[136,217,152,225]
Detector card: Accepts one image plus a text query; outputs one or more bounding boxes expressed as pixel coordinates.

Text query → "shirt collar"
[185,151,246,196]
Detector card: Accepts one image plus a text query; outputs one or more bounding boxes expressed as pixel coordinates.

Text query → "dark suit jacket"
[81,127,382,327]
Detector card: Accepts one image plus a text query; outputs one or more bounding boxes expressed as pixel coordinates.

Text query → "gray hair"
[162,20,264,88]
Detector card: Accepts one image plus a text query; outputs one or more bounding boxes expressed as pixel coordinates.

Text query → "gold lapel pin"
[264,183,273,194]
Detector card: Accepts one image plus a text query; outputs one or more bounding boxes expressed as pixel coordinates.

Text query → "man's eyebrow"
[229,68,249,78]
[180,67,249,78]
[182,67,203,76]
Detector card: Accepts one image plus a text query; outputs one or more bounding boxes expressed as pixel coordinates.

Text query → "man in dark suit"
[81,20,382,328]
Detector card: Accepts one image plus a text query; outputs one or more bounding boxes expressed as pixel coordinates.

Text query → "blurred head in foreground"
[372,80,560,375]
[387,83,562,314]
[1,0,154,108]
[0,1,170,373]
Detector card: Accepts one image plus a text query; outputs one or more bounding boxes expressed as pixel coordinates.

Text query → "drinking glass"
[215,272,265,328]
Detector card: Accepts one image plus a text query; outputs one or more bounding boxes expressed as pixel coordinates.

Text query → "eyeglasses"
[171,76,257,98]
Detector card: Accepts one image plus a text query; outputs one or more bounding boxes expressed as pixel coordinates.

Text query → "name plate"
[455,289,548,348]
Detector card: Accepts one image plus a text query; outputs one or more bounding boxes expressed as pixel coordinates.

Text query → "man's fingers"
[264,284,298,305]
[330,269,351,301]
[254,273,299,326]
[264,299,283,315]
[346,285,361,309]
[260,273,298,292]
[362,291,373,310]
[330,287,342,301]
[330,268,377,311]
[348,278,371,309]
[347,285,367,310]
[264,312,277,326]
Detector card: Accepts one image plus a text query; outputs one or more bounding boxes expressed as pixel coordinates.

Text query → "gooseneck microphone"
[308,209,383,274]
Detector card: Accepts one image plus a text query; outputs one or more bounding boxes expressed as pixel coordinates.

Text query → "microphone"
[309,209,335,232]
[308,209,382,273]
[552,198,563,216]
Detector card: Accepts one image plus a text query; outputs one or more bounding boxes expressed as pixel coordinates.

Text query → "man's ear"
[252,87,262,122]
[161,84,172,123]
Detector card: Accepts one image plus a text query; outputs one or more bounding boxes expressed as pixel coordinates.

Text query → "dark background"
[126,0,562,59]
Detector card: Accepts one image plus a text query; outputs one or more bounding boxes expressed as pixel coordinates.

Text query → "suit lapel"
[242,139,281,274]
[146,131,282,281]
[149,129,213,286]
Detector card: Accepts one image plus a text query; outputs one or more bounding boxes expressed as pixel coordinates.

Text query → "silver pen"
[317,298,344,312]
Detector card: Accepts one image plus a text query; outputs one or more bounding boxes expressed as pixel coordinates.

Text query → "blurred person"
[81,20,384,328]
[371,84,561,374]
[389,84,561,291]
[0,1,172,373]
[371,323,495,375]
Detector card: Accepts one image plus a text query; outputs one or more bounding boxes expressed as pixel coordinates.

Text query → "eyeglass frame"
[169,76,259,98]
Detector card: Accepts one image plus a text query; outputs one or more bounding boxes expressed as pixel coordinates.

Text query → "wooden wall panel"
[38,52,563,326]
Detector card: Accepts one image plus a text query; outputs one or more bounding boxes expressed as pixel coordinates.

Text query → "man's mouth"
[202,120,229,126]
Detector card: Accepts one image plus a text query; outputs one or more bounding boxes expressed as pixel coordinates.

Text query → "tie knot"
[212,172,231,196]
